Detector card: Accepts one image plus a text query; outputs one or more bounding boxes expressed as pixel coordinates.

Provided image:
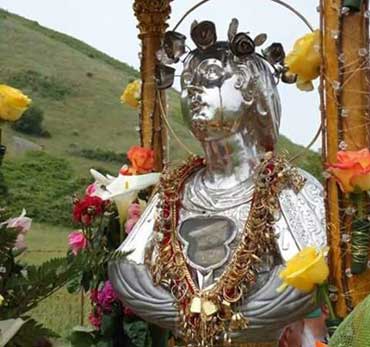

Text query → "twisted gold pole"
[322,0,370,317]
[133,0,171,171]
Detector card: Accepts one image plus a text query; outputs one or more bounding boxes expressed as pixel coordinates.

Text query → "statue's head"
[157,19,293,151]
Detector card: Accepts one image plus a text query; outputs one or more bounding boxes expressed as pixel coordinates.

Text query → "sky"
[0,0,321,150]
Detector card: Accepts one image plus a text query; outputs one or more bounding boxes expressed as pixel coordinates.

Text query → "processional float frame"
[132,0,370,320]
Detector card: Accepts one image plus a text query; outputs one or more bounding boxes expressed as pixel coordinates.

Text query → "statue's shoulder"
[296,168,325,203]
[277,168,327,259]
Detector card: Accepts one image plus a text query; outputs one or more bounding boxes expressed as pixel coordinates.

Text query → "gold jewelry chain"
[149,154,306,347]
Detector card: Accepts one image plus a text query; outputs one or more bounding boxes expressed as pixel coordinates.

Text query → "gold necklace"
[149,153,305,346]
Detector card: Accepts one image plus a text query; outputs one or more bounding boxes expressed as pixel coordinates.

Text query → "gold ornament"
[149,155,305,346]
[230,313,249,331]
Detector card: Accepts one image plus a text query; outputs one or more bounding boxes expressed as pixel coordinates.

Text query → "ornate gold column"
[322,0,370,317]
[133,0,171,171]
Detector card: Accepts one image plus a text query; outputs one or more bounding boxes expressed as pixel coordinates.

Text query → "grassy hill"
[0,9,194,172]
[0,8,322,226]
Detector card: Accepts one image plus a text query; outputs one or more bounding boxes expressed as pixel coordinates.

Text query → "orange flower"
[327,148,370,193]
[127,146,155,174]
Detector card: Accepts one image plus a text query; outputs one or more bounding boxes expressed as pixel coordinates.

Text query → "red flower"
[123,306,136,317]
[73,195,106,225]
[90,289,99,304]
[88,308,102,329]
[127,146,155,174]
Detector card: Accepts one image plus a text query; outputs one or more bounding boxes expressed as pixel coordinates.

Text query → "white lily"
[89,169,115,198]
[89,168,160,224]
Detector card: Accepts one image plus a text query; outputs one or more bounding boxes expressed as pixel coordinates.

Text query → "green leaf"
[11,247,26,258]
[0,226,18,256]
[72,325,96,334]
[81,271,93,292]
[100,314,115,338]
[124,320,151,347]
[6,318,57,347]
[3,257,83,317]
[69,330,96,347]
[95,338,114,347]
[149,325,169,347]
[67,276,82,294]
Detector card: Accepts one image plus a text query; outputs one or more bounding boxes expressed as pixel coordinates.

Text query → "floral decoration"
[327,148,370,193]
[89,281,119,329]
[125,202,143,234]
[285,30,321,91]
[67,149,161,347]
[68,231,88,255]
[127,145,155,174]
[230,32,255,58]
[73,195,107,226]
[277,247,339,332]
[0,208,77,346]
[327,148,370,275]
[191,20,217,51]
[1,209,32,251]
[0,84,31,122]
[278,247,329,293]
[120,80,141,109]
[89,145,159,223]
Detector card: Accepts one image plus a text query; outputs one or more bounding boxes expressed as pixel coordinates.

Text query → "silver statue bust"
[109,20,326,346]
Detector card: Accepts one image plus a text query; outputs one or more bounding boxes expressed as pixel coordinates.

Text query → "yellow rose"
[285,30,321,91]
[0,84,31,122]
[278,247,329,293]
[0,294,4,306]
[120,80,141,109]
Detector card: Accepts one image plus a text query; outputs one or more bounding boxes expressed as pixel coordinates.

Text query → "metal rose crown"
[156,18,297,89]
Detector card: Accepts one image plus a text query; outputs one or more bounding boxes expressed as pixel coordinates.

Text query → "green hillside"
[0,9,322,226]
[0,9,194,171]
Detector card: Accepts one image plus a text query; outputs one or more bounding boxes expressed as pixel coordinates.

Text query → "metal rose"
[230,33,255,58]
[163,31,186,63]
[191,21,217,51]
[156,64,176,89]
[262,43,286,65]
[281,70,298,84]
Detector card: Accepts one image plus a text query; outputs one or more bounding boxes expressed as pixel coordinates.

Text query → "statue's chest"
[177,202,265,287]
[178,215,239,273]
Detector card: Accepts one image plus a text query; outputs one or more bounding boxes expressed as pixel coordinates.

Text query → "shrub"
[68,146,128,164]
[0,151,90,226]
[11,105,50,137]
[7,70,74,101]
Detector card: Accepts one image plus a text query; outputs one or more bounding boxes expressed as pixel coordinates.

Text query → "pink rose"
[97,281,118,312]
[14,234,27,251]
[125,217,139,234]
[127,203,142,219]
[68,231,88,255]
[4,209,32,234]
[85,183,97,196]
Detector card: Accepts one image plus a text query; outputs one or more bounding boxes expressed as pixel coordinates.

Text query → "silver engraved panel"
[178,216,237,273]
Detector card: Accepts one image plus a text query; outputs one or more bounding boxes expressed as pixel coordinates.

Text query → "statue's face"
[180,48,281,148]
[181,56,249,142]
